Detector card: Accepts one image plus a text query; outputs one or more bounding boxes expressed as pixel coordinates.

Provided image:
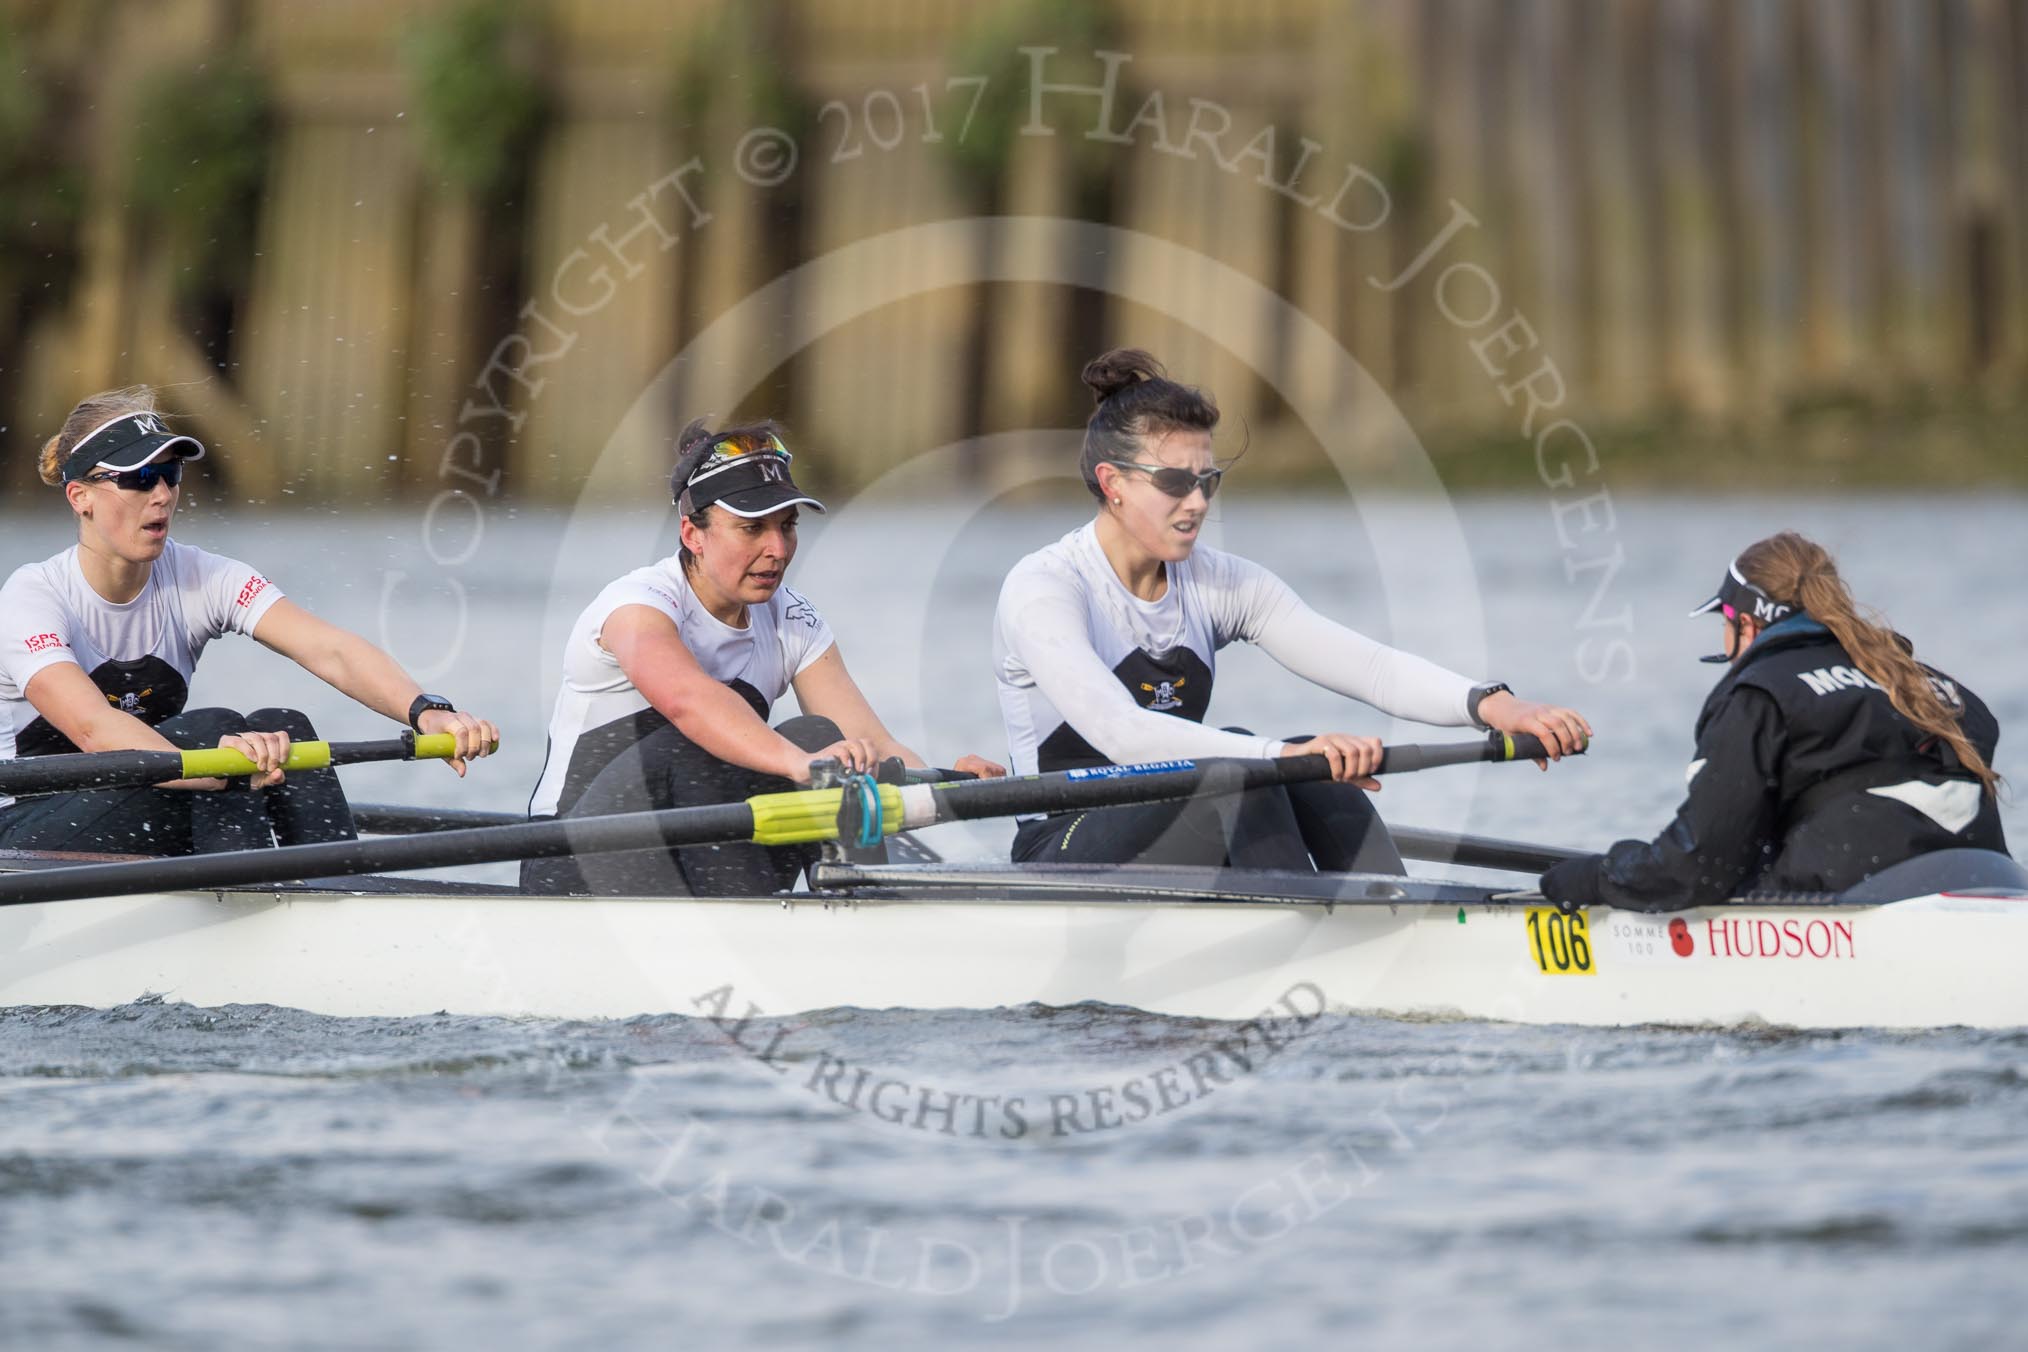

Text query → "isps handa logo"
[1139,677,1185,712]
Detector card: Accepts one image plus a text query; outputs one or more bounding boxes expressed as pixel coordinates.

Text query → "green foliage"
[402,0,547,197]
[0,17,82,270]
[127,54,271,297]
[0,20,38,153]
[941,0,1112,199]
[1381,128,1428,217]
[670,3,810,146]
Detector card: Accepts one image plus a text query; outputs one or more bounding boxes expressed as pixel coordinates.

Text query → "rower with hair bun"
[0,386,500,856]
[994,347,1592,872]
[1541,532,2008,909]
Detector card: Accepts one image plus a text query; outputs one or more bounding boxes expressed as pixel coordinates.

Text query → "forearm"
[1549,694,1785,910]
[1027,656,1280,763]
[298,630,423,725]
[1085,703,1282,765]
[45,709,231,792]
[1597,822,1756,911]
[668,683,808,779]
[1255,602,1475,726]
[62,710,179,757]
[874,736,925,769]
[825,714,921,768]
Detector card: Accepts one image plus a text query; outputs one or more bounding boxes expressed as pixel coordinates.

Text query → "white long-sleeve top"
[992,523,1480,779]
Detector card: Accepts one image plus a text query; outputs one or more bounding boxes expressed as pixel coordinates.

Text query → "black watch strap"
[408,693,455,732]
[1467,681,1512,730]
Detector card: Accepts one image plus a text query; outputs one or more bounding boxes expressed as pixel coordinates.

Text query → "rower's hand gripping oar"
[0,731,486,799]
[0,732,1577,907]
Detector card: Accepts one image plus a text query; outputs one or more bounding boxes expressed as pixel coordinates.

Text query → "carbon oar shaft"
[0,802,758,907]
[917,731,1566,823]
[352,803,528,835]
[1389,827,1583,873]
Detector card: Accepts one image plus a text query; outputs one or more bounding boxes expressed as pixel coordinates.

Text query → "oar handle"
[873,757,977,786]
[177,732,474,780]
[1374,729,1584,774]
[180,741,339,778]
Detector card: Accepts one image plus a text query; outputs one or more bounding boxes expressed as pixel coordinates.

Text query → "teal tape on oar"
[848,775,885,849]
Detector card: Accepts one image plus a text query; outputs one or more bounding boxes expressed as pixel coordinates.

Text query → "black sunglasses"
[1108,461,1223,500]
[88,462,184,492]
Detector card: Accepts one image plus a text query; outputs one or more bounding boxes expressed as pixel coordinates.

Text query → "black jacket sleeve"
[1542,688,1787,912]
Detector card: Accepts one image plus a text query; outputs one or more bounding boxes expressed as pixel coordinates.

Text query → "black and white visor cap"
[1689,559,1796,625]
[61,411,207,483]
[678,436,827,519]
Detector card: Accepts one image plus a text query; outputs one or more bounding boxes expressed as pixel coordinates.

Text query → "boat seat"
[1837,848,2028,903]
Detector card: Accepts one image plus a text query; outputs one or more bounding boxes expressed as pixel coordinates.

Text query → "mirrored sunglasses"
[1110,461,1223,500]
[699,430,791,468]
[88,461,184,492]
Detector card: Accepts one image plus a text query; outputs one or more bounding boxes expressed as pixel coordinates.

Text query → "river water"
[2,493,2024,1347]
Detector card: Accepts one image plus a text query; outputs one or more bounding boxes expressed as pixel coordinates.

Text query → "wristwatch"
[1466,681,1512,730]
[408,693,455,732]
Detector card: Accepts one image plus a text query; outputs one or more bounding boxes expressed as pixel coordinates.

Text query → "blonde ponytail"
[1739,532,2001,797]
[37,435,65,486]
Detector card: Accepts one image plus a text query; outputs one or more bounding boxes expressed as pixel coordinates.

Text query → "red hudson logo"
[234,576,269,609]
[1705,916,1855,960]
[23,632,64,653]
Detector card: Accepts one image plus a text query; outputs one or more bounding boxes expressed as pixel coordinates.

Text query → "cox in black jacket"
[1542,615,2006,911]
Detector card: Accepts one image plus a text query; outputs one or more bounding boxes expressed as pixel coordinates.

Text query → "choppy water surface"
[3,1003,2025,1349]
[3,493,2025,1346]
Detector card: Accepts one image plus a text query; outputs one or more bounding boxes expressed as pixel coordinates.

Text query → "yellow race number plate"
[1525,907,1596,976]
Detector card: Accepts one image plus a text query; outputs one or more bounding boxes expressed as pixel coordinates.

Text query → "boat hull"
[2,882,2021,1028]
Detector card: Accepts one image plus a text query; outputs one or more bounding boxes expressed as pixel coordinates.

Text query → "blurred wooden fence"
[3,0,2024,503]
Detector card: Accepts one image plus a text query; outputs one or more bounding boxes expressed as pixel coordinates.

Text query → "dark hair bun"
[1080,348,1165,406]
[674,417,717,460]
[670,417,718,497]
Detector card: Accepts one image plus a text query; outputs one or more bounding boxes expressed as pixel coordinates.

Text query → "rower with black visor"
[0,387,500,857]
[523,417,1006,898]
